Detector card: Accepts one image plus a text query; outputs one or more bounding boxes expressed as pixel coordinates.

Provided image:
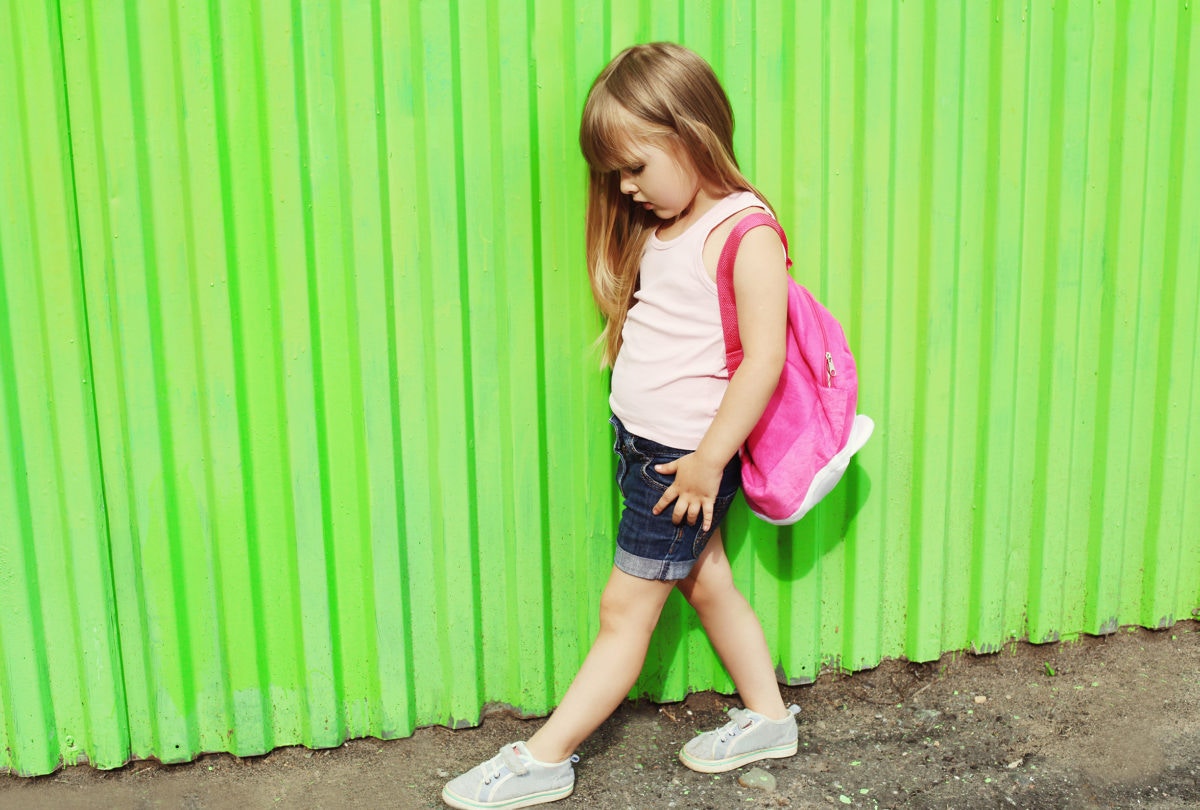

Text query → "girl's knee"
[598,599,656,638]
[598,573,670,635]
[682,571,740,615]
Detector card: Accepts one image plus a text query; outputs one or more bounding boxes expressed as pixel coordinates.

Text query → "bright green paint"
[1,0,1198,777]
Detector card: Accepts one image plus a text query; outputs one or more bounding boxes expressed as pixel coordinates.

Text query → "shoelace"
[716,708,755,743]
[481,745,530,785]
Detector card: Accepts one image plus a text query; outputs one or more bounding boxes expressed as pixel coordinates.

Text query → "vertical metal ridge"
[350,19,398,722]
[237,0,285,752]
[1137,3,1181,624]
[446,0,486,705]
[1033,4,1069,634]
[963,4,999,647]
[1064,4,1100,635]
[935,2,968,653]
[1063,4,1098,634]
[470,0,502,699]
[873,0,902,662]
[531,0,580,699]
[1138,2,1166,617]
[369,0,417,736]
[96,142,158,748]
[457,0,496,703]
[1019,2,1052,641]
[208,9,255,748]
[70,0,161,761]
[490,0,527,703]
[1115,4,1157,626]
[406,7,441,716]
[123,6,203,760]
[168,0,237,747]
[207,0,258,677]
[778,0,798,222]
[527,0,557,706]
[0,4,36,555]
[0,595,23,772]
[402,0,481,724]
[179,0,238,751]
[1084,2,1130,638]
[396,0,441,725]
[909,0,942,657]
[1002,1,1035,640]
[331,1,375,733]
[52,0,129,766]
[1076,2,1112,633]
[1165,8,1200,618]
[1114,3,1155,626]
[295,0,350,744]
[0,160,55,774]
[1166,2,1198,616]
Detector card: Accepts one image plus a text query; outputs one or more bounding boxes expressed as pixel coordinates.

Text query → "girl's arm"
[652,224,789,530]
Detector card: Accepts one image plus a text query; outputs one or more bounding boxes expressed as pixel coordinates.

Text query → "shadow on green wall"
[756,461,874,583]
[634,461,873,700]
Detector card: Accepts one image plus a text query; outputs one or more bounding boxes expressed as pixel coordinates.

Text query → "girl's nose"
[619,173,637,195]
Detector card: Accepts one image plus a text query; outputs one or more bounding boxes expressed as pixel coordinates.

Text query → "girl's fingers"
[652,487,677,517]
[665,497,710,527]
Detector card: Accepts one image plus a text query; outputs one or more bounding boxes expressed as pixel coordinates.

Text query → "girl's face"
[616,140,704,222]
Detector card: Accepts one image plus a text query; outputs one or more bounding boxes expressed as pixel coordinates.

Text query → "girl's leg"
[526,565,675,763]
[676,529,789,719]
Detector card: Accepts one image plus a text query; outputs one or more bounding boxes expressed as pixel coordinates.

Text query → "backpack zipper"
[802,287,836,386]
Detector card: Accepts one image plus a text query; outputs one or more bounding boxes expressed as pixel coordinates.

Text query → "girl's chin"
[632,202,673,219]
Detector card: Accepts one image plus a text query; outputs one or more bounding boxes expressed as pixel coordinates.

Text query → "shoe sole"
[441,783,574,809]
[678,739,799,774]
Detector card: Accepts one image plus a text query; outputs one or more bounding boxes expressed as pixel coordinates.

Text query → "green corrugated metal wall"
[1,0,1198,777]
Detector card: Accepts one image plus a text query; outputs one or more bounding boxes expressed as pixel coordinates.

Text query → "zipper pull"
[826,351,837,383]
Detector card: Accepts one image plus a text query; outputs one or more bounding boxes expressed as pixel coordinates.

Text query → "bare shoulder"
[706,206,771,245]
[701,206,785,280]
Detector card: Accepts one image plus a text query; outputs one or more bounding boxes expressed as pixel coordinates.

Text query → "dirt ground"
[2,621,1198,810]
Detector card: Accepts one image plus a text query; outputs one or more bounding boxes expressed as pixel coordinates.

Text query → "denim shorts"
[610,414,742,581]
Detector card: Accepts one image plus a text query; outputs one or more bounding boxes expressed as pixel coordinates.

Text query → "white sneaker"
[679,705,800,773]
[442,741,579,809]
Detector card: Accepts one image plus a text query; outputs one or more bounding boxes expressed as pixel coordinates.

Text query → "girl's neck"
[656,186,722,240]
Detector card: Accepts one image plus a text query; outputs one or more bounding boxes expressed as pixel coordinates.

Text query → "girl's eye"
[629,165,644,175]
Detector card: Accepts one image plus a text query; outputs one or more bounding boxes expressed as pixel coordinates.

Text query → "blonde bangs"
[580,91,671,173]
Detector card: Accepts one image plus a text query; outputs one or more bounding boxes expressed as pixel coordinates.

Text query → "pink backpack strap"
[715,212,791,373]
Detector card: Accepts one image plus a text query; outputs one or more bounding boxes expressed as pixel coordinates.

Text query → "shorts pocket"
[613,439,627,487]
[640,454,682,492]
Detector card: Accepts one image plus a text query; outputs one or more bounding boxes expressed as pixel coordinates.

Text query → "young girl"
[443,42,798,809]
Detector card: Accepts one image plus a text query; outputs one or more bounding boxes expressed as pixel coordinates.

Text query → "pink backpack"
[717,213,874,525]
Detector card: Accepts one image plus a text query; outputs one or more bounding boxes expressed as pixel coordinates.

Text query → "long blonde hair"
[579,42,773,366]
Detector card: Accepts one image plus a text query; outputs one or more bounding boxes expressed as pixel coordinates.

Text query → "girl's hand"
[651,452,725,531]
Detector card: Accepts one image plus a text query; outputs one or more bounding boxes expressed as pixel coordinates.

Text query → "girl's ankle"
[746,701,791,721]
[524,738,572,765]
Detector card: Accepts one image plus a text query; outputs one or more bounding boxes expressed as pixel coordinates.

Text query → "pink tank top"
[609,191,766,449]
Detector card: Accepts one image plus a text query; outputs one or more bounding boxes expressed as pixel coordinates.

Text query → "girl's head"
[579,43,770,365]
[580,42,744,196]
